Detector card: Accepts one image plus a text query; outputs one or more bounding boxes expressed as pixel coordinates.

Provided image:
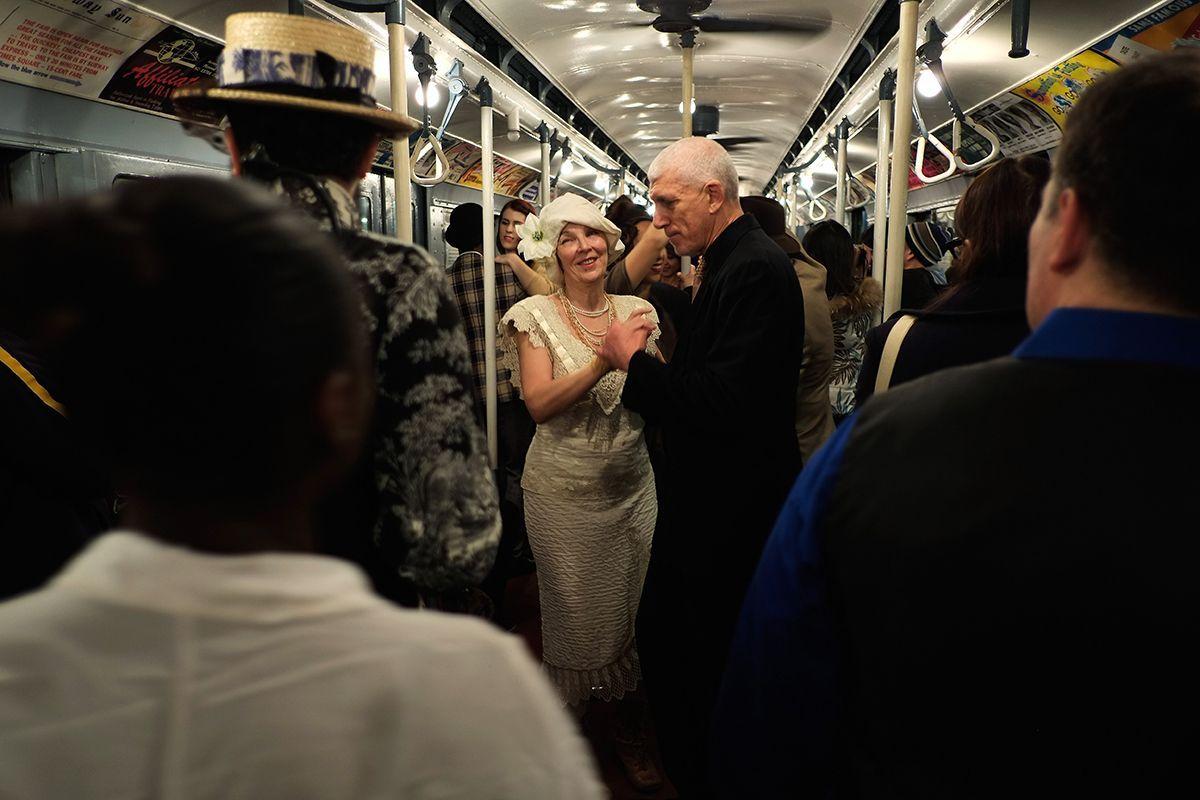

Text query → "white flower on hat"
[516,214,555,261]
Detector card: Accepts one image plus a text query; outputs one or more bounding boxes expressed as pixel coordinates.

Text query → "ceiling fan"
[692,105,766,151]
[617,2,832,137]
[619,1,832,36]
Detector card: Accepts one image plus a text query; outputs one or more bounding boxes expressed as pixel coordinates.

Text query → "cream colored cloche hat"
[516,193,626,276]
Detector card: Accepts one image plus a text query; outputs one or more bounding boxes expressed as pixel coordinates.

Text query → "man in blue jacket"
[714,49,1200,799]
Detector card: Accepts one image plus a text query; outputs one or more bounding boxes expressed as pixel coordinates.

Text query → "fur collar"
[829,277,883,319]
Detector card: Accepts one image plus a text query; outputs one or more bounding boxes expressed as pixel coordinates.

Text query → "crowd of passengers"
[0,13,1196,798]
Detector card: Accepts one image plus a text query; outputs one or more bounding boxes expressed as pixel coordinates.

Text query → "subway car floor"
[503,574,679,799]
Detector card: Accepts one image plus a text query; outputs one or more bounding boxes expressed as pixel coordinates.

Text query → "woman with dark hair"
[495,197,555,295]
[659,242,684,290]
[856,155,1052,406]
[0,177,603,799]
[804,220,883,423]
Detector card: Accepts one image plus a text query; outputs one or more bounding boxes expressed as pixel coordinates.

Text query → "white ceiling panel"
[469,0,882,190]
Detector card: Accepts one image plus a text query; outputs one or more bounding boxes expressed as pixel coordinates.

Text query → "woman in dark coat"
[856,155,1051,406]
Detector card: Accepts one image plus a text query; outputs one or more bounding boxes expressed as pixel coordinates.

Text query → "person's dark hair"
[0,177,364,508]
[804,220,857,300]
[606,194,652,255]
[1052,49,1200,312]
[860,223,875,248]
[226,105,381,183]
[496,198,537,256]
[950,156,1051,286]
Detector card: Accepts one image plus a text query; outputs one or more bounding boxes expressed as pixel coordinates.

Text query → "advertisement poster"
[0,0,157,95]
[967,93,1061,157]
[0,0,222,120]
[408,138,546,200]
[98,22,221,118]
[1014,49,1120,128]
[1094,0,1200,64]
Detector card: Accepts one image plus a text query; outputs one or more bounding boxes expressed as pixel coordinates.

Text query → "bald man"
[601,137,805,797]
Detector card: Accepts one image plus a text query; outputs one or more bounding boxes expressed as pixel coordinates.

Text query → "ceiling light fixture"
[917,69,942,98]
[415,83,440,107]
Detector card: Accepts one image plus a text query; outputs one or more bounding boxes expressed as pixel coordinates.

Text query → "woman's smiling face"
[556,223,608,288]
[498,207,527,253]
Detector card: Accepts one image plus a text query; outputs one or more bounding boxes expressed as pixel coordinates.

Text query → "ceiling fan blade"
[694,13,832,35]
[714,136,767,148]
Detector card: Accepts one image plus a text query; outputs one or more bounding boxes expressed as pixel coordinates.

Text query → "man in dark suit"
[714,50,1200,799]
[602,136,805,798]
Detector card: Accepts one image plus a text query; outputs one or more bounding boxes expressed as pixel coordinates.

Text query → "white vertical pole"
[387,5,413,242]
[480,83,498,467]
[835,122,849,228]
[874,96,893,290]
[884,0,920,319]
[681,42,695,137]
[788,176,799,232]
[680,33,695,275]
[540,144,551,206]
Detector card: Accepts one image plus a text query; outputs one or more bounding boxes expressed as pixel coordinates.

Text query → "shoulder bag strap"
[0,344,66,416]
[874,314,918,394]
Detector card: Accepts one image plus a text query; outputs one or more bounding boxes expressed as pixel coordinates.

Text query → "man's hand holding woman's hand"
[598,308,656,372]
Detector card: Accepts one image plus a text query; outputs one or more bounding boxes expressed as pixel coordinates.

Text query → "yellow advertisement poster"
[1096,0,1200,64]
[1013,49,1120,129]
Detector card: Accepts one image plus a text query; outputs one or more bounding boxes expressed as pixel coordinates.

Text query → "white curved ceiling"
[468,1,882,190]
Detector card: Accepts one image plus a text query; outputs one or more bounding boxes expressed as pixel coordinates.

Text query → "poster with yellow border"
[1095,0,1200,64]
[1013,50,1120,129]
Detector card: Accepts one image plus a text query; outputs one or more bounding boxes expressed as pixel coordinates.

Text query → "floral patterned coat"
[274,176,500,593]
[828,277,884,419]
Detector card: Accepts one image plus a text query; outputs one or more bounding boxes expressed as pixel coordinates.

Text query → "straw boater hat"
[172,13,418,135]
[517,193,625,269]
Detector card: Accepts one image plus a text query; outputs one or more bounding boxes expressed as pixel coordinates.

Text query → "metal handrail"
[410,136,449,187]
[804,189,829,221]
[409,33,449,186]
[951,114,1002,172]
[918,18,1002,174]
[911,92,956,184]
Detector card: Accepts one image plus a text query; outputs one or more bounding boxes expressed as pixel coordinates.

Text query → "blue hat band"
[220,47,376,97]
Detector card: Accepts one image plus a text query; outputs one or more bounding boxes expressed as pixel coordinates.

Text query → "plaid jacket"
[448,251,528,405]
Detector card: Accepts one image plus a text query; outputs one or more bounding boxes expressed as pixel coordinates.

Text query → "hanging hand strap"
[875,314,918,394]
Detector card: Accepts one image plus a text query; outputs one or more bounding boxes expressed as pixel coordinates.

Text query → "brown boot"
[614,733,664,794]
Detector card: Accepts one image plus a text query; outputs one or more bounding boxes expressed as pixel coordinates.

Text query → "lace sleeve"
[499,298,550,400]
[641,300,663,360]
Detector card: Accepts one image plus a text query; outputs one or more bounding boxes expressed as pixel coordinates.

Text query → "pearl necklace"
[563,295,609,318]
[559,291,614,349]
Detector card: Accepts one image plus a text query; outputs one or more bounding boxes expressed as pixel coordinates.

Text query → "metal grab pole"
[386,2,413,241]
[681,31,695,137]
[883,0,920,319]
[835,118,849,228]
[537,122,551,207]
[874,69,896,294]
[478,77,497,467]
[789,175,799,232]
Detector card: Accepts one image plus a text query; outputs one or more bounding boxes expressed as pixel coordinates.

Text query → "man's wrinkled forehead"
[649,171,696,205]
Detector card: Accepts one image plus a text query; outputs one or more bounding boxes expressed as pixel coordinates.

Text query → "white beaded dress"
[500,293,659,705]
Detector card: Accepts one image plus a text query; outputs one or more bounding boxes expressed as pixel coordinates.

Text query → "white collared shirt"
[0,532,603,799]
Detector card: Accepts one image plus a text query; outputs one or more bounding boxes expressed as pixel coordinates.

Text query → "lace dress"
[500,294,659,705]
